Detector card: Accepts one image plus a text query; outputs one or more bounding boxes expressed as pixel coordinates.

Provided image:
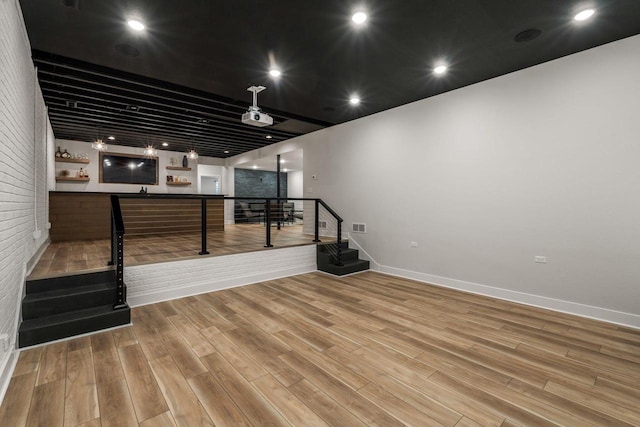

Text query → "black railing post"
[313,199,321,242]
[199,198,210,255]
[110,195,128,310]
[113,231,127,309]
[108,212,115,266]
[264,198,273,247]
[336,220,343,266]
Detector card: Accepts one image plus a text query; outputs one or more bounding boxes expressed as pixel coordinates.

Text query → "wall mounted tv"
[99,152,158,185]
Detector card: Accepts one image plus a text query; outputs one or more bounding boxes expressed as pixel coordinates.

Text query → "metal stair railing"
[108,194,346,277]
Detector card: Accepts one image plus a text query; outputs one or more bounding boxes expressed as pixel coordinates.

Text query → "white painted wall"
[229,35,640,327]
[287,170,304,211]
[0,0,51,402]
[196,164,223,194]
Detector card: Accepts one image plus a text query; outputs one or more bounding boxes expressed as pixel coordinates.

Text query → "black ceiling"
[20,0,640,158]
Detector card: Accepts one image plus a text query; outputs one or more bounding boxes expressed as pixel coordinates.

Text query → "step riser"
[321,260,370,276]
[27,270,115,294]
[19,309,130,348]
[22,288,115,320]
[317,249,360,266]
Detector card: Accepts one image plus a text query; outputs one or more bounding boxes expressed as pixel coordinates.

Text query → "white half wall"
[125,245,317,306]
[229,35,640,327]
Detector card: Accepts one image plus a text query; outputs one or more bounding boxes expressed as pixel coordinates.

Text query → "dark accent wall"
[235,169,287,198]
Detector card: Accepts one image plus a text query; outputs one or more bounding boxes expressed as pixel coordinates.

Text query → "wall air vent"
[352,223,366,233]
[318,221,327,228]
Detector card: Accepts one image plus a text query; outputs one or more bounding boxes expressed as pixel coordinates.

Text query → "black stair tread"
[19,304,123,331]
[26,270,115,294]
[23,282,114,302]
[317,248,359,258]
[331,259,369,267]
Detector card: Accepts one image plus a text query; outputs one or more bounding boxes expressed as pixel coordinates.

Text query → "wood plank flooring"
[2,271,640,426]
[28,223,318,279]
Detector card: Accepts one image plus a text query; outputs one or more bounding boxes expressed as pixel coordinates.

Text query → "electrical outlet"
[534,256,547,264]
[0,334,9,352]
[46,222,52,229]
[410,242,418,248]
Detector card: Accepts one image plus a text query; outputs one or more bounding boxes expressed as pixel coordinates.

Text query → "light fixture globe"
[92,138,108,151]
[188,149,199,160]
[143,145,157,157]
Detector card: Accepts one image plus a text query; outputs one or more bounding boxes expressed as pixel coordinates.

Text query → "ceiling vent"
[514,29,542,43]
[65,100,77,108]
[61,0,81,10]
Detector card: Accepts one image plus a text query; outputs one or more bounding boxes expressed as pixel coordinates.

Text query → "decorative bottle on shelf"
[55,147,62,158]
[78,168,84,178]
[182,155,188,168]
[62,149,71,159]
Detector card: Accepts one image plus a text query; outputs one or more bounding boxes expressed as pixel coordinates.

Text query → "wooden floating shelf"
[55,157,90,164]
[166,181,191,186]
[166,166,191,171]
[56,177,90,182]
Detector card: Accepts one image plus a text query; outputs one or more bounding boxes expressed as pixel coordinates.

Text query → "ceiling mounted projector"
[242,85,273,127]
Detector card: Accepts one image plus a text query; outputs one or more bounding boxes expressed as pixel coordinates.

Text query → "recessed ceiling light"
[349,96,360,105]
[162,142,168,147]
[433,64,448,75]
[107,136,115,140]
[283,168,288,172]
[574,9,595,21]
[280,159,285,164]
[224,150,230,154]
[269,69,281,78]
[197,118,209,124]
[252,165,258,169]
[352,11,367,25]
[127,19,145,31]
[265,135,273,139]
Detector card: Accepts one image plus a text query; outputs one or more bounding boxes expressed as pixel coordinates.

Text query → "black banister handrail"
[317,199,343,223]
[108,194,346,273]
[110,195,128,310]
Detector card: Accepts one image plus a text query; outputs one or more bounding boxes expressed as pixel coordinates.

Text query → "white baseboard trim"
[378,265,640,330]
[0,349,19,408]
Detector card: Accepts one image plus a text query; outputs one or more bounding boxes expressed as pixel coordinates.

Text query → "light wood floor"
[29,223,320,279]
[2,271,640,426]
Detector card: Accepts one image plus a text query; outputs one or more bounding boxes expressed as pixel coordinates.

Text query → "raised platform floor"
[29,223,322,279]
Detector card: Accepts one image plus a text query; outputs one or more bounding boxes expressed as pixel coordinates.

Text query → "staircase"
[19,270,130,348]
[317,241,370,276]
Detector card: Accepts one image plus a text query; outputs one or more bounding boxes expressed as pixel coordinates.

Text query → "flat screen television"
[99,152,158,185]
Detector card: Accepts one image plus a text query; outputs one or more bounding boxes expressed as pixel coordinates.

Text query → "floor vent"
[352,223,366,233]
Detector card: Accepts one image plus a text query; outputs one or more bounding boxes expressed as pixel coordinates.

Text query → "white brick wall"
[126,245,317,306]
[0,0,50,402]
